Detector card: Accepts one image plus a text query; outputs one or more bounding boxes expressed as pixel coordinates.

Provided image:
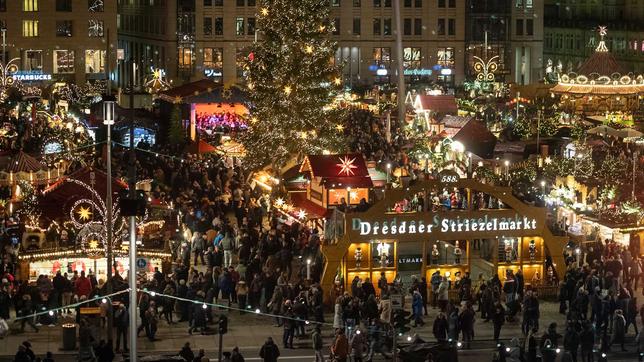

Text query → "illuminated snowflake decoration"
[88,20,104,37]
[144,67,171,94]
[337,156,358,176]
[0,58,19,102]
[88,0,104,12]
[66,178,148,257]
[297,209,307,220]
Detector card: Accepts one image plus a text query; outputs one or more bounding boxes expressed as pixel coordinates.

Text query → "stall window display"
[85,50,105,74]
[528,239,537,261]
[501,238,519,263]
[373,241,393,268]
[354,247,363,269]
[454,240,462,264]
[431,244,440,265]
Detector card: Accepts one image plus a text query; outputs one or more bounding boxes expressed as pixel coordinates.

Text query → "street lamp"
[306,258,311,280]
[102,99,115,344]
[386,163,392,183]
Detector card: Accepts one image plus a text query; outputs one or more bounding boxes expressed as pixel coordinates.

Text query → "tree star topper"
[337,156,358,176]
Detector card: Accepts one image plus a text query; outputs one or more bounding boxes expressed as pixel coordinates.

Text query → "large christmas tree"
[242,0,345,171]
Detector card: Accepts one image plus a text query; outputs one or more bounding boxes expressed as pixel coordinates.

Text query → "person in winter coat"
[350,327,367,362]
[231,346,245,362]
[114,303,129,352]
[312,325,324,362]
[433,312,448,341]
[379,294,392,324]
[579,322,594,362]
[259,337,280,362]
[179,342,195,362]
[333,296,344,330]
[437,276,449,311]
[611,309,627,351]
[525,327,539,362]
[563,323,580,362]
[74,270,92,298]
[492,301,506,342]
[412,290,425,327]
[541,323,562,349]
[236,279,248,314]
[331,328,349,362]
[191,232,205,266]
[430,271,442,308]
[459,302,476,348]
[448,307,460,341]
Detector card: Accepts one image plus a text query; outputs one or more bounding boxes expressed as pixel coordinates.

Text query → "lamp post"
[103,99,115,343]
[306,258,311,280]
[128,59,138,362]
[386,163,392,184]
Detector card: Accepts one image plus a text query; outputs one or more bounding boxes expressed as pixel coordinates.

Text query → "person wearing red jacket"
[74,271,92,298]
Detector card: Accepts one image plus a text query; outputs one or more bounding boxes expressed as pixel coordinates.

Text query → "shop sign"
[438,169,459,183]
[398,254,423,271]
[204,68,223,78]
[404,69,432,76]
[12,70,52,81]
[352,213,538,237]
[136,257,148,270]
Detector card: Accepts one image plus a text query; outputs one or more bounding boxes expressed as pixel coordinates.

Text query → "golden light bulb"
[336,124,344,131]
[250,117,259,124]
[247,82,255,90]
[260,8,269,16]
[334,77,342,86]
[319,25,326,32]
[284,86,292,95]
[305,45,314,54]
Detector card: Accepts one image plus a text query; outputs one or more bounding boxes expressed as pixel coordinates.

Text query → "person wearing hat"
[312,325,324,362]
[231,346,245,362]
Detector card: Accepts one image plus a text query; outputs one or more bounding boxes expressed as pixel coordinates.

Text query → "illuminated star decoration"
[297,209,307,220]
[77,206,93,221]
[337,156,358,176]
[144,67,171,94]
[89,239,99,249]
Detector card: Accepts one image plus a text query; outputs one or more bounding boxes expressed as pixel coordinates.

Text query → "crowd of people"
[196,112,247,134]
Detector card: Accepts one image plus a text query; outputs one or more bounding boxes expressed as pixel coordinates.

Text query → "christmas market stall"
[17,167,172,282]
[320,172,568,303]
[158,79,249,141]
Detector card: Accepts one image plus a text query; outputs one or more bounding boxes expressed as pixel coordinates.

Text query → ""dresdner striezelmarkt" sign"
[351,213,538,238]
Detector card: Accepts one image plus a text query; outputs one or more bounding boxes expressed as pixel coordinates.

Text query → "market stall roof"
[158,79,248,105]
[300,153,373,188]
[452,120,497,159]
[0,151,46,173]
[185,139,217,154]
[39,166,128,219]
[290,192,330,219]
[552,27,644,96]
[413,95,458,114]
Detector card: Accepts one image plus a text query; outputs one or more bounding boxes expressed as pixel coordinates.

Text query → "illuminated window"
[85,50,105,73]
[23,0,38,11]
[437,47,455,68]
[373,18,381,35]
[178,47,193,70]
[203,47,223,69]
[53,50,75,73]
[236,48,247,79]
[214,17,223,35]
[0,0,6,12]
[22,20,38,37]
[88,20,104,37]
[373,47,391,66]
[247,17,256,36]
[383,18,391,35]
[204,17,212,35]
[235,17,244,36]
[23,50,42,71]
[403,47,421,69]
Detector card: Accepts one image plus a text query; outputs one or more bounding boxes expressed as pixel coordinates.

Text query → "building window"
[373,47,391,67]
[404,0,411,7]
[204,0,212,6]
[236,0,244,6]
[23,0,38,11]
[384,0,391,6]
[332,0,340,6]
[88,20,104,37]
[448,0,455,7]
[235,17,244,36]
[88,0,104,12]
[214,17,223,35]
[516,19,523,36]
[415,0,422,7]
[23,50,42,71]
[526,0,532,8]
[56,20,73,37]
[437,19,445,36]
[56,0,72,11]
[526,19,533,36]
[353,17,360,35]
[204,17,212,35]
[515,0,523,7]
[353,0,361,6]
[373,18,381,35]
[438,0,445,7]
[403,47,421,69]
[437,47,454,68]
[248,0,255,5]
[403,18,411,36]
[0,0,5,12]
[22,20,38,37]
[332,18,340,35]
[384,18,391,35]
[203,47,223,69]
[214,0,223,5]
[85,49,105,73]
[247,17,256,36]
[414,18,422,35]
[448,18,455,36]
[53,50,74,73]
[178,47,193,71]
[374,0,381,6]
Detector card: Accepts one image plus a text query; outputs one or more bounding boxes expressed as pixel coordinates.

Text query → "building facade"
[544,0,644,75]
[0,0,117,85]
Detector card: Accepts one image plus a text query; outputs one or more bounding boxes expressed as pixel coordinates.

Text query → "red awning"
[290,192,329,219]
